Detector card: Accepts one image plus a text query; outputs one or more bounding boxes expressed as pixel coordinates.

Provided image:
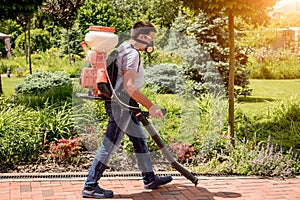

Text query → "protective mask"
[132,37,154,54]
[145,41,154,54]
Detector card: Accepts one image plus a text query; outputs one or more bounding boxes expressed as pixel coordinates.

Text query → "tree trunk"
[228,9,235,147]
[24,26,28,64]
[67,28,71,65]
[28,21,32,74]
[0,73,2,95]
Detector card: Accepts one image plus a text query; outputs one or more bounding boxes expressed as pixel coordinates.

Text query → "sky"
[274,0,300,12]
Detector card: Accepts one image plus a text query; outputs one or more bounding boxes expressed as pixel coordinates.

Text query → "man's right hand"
[149,104,164,119]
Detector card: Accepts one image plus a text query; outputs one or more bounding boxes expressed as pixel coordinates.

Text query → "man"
[82,21,173,199]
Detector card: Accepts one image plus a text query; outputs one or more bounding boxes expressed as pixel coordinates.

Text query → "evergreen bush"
[15,71,72,107]
[166,11,251,97]
[144,63,184,94]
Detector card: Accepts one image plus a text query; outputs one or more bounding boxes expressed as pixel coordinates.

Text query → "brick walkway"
[0,176,299,200]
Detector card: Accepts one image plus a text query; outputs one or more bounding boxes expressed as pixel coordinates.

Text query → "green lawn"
[1,76,24,98]
[237,79,300,115]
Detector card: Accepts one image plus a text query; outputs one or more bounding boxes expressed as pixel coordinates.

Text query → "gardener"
[82,20,173,199]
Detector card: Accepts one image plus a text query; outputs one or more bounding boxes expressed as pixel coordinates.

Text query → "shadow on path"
[114,183,242,199]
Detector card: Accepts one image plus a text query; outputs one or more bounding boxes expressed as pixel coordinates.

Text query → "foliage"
[15,71,73,107]
[35,102,77,145]
[0,49,82,77]
[119,88,211,153]
[236,23,277,49]
[234,138,299,177]
[0,130,42,165]
[235,98,300,155]
[166,95,300,177]
[248,49,300,79]
[0,97,43,165]
[191,136,299,177]
[49,137,83,164]
[42,0,82,30]
[41,0,83,64]
[0,97,79,165]
[144,63,185,94]
[166,12,230,96]
[14,28,52,55]
[76,0,123,34]
[185,12,252,96]
[180,0,277,25]
[0,0,44,20]
[0,19,23,56]
[71,97,109,152]
[59,23,85,57]
[180,0,278,143]
[15,71,71,95]
[141,0,180,28]
[77,0,179,34]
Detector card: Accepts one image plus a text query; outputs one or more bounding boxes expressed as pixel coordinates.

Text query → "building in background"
[0,32,11,59]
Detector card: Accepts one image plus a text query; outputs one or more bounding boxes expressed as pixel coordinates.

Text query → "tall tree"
[77,0,180,34]
[42,0,82,64]
[181,0,278,145]
[0,0,44,20]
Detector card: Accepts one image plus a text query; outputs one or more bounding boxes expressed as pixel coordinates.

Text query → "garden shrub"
[0,56,28,76]
[15,71,72,107]
[49,137,83,164]
[187,134,299,177]
[14,29,52,55]
[0,131,42,165]
[36,102,77,145]
[212,136,299,177]
[167,11,251,97]
[249,50,300,79]
[235,98,300,154]
[0,98,42,165]
[0,97,79,166]
[144,63,185,94]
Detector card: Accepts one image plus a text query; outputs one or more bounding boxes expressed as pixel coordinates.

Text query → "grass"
[237,79,300,116]
[1,76,24,98]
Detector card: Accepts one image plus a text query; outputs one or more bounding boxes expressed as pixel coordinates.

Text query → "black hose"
[134,110,199,186]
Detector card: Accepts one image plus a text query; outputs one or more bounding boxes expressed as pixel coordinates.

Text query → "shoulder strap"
[117,44,141,72]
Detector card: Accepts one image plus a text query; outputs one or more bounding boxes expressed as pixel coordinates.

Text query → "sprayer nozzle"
[194,178,199,187]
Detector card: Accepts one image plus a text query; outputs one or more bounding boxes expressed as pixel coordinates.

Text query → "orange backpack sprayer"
[79,26,118,99]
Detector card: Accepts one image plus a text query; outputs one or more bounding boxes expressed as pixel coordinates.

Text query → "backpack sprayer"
[76,26,198,186]
[79,26,118,99]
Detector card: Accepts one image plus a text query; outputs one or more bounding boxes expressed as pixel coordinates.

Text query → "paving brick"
[0,176,299,199]
[20,185,32,193]
[42,189,54,197]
